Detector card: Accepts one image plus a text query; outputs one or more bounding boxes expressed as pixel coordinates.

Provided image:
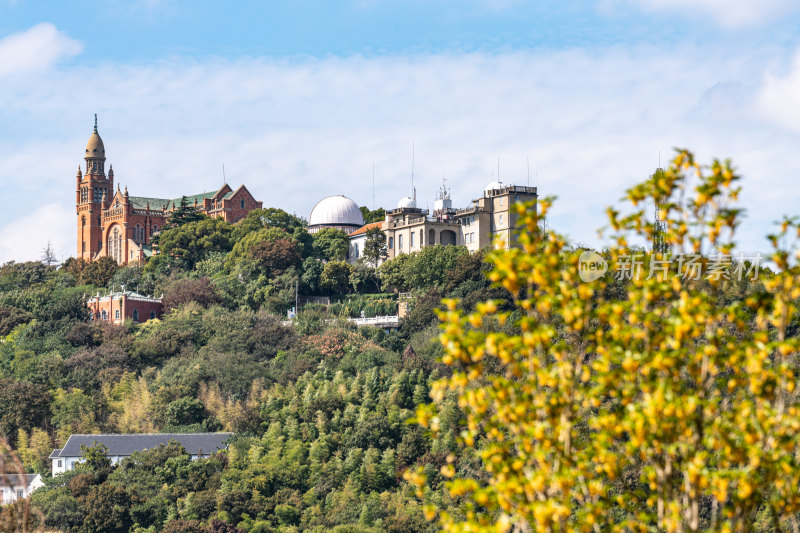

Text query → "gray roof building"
[51,433,233,476]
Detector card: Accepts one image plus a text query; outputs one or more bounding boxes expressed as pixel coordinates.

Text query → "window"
[240,199,245,209]
[132,309,139,321]
[17,489,23,499]
[82,241,86,253]
[354,244,359,258]
[500,197,505,206]
[115,310,120,320]
[57,460,62,468]
[398,234,403,249]
[499,214,504,225]
[410,232,414,248]
[102,310,107,320]
[108,226,122,263]
[150,310,157,319]
[420,229,424,246]
[471,232,475,243]
[388,237,394,249]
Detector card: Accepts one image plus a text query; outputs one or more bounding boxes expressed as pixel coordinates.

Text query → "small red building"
[86,290,163,324]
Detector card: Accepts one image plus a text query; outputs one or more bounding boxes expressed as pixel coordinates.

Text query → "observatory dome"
[308,195,364,234]
[397,196,417,209]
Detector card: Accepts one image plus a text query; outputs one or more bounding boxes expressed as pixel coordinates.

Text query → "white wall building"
[50,433,233,476]
[0,474,44,504]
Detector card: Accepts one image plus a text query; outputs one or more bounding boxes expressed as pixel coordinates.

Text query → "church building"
[76,118,262,264]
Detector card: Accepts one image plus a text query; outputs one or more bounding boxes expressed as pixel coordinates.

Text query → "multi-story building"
[76,117,262,265]
[370,180,537,262]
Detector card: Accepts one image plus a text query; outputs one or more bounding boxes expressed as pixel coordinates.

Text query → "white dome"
[308,195,364,227]
[397,196,417,209]
[485,180,504,192]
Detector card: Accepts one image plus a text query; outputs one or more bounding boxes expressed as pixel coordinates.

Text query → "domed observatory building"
[307,195,365,235]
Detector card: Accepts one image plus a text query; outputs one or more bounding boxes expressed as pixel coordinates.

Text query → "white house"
[348,221,385,265]
[50,433,233,476]
[0,473,44,504]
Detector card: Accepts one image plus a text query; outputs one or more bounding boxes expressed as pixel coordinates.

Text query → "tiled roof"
[349,221,384,237]
[129,196,173,210]
[53,433,233,458]
[129,190,219,211]
[180,191,218,205]
[0,474,39,487]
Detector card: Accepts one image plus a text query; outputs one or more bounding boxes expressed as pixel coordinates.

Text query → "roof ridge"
[67,432,232,437]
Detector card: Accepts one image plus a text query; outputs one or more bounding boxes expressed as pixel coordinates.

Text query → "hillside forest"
[3,151,800,532]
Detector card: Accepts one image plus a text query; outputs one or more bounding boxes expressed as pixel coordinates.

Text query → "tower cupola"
[85,114,106,176]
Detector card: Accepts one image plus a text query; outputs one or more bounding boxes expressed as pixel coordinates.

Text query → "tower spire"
[94,114,98,133]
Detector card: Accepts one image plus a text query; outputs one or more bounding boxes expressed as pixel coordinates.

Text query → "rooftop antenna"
[93,114,98,133]
[527,156,530,187]
[372,161,375,211]
[411,141,416,202]
[222,164,227,185]
[497,156,500,181]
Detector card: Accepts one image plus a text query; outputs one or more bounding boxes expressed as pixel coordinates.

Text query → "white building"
[50,433,233,476]
[348,221,385,265]
[0,474,44,504]
[345,180,538,262]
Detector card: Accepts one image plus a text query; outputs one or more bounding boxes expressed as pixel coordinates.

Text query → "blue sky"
[1,0,800,261]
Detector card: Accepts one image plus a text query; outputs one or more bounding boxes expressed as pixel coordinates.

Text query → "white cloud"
[612,0,799,28]
[0,23,82,78]
[0,203,75,264]
[758,51,800,132]
[0,26,798,263]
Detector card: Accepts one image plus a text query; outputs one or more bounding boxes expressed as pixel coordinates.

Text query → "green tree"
[320,261,354,295]
[249,237,302,277]
[313,228,350,262]
[78,482,133,533]
[163,196,206,230]
[362,227,388,268]
[231,207,307,242]
[415,151,800,531]
[0,379,50,446]
[360,206,386,224]
[82,256,120,286]
[301,257,324,294]
[155,217,233,270]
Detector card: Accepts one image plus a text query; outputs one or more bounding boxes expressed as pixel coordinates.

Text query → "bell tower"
[76,115,113,260]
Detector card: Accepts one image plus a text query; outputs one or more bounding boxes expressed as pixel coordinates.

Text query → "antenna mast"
[222,164,227,185]
[527,156,530,187]
[372,161,375,211]
[411,141,416,202]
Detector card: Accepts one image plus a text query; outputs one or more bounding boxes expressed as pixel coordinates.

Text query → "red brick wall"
[87,296,163,324]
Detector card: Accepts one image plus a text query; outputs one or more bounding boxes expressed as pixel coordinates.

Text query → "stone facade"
[375,182,537,261]
[76,120,262,265]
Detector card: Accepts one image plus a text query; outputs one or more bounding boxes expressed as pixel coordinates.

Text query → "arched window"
[132,309,139,321]
[150,310,157,319]
[107,226,123,263]
[101,310,108,320]
[115,310,120,320]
